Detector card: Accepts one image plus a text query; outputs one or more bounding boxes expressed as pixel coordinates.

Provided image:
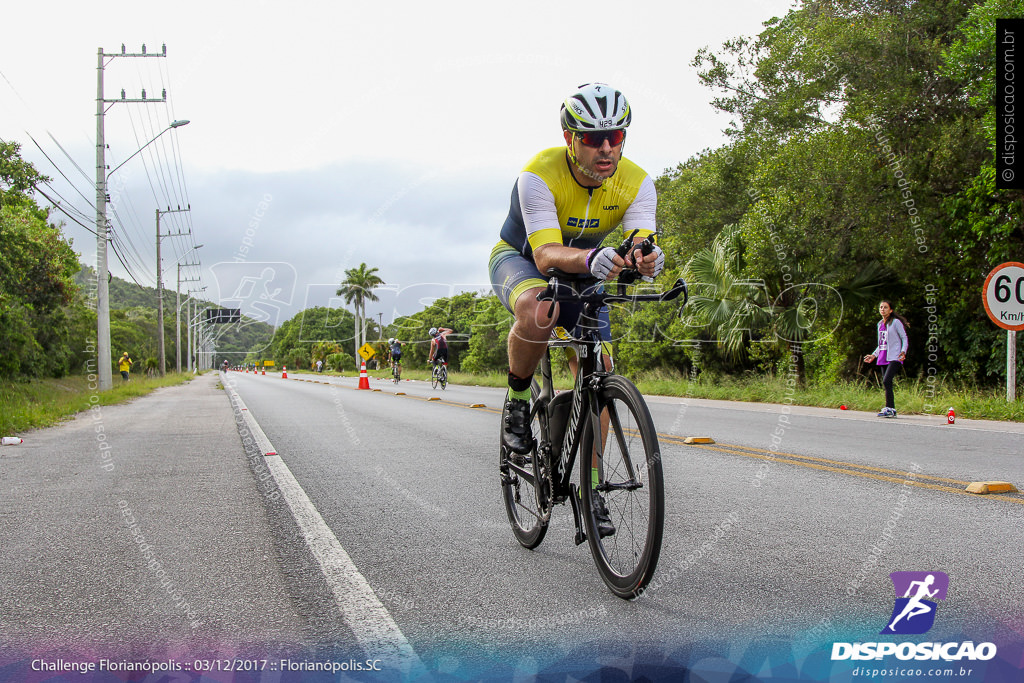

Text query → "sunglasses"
[576,129,626,148]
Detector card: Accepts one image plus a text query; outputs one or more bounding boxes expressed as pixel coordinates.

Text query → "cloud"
[191,160,509,323]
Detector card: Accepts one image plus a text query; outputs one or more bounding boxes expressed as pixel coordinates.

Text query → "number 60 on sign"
[983,262,1024,331]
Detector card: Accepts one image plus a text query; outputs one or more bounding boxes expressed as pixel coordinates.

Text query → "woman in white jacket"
[863,300,909,418]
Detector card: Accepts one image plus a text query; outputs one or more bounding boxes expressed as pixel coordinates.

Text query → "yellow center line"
[658,435,1024,506]
[659,435,969,485]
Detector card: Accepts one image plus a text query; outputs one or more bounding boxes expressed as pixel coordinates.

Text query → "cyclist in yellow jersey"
[489,83,665,458]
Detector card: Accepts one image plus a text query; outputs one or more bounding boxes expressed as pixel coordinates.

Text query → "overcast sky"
[1,0,795,327]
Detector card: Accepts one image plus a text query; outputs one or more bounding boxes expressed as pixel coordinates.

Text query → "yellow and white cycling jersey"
[495,147,656,259]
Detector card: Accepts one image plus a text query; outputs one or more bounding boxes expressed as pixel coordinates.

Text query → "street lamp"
[107,120,190,176]
[175,244,203,373]
[96,117,190,390]
[156,206,191,376]
[187,287,207,373]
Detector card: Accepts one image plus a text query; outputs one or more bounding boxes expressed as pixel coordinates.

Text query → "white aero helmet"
[429,327,438,337]
[560,83,631,132]
[388,338,396,344]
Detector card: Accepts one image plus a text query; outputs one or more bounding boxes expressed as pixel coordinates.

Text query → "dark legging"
[881,361,902,409]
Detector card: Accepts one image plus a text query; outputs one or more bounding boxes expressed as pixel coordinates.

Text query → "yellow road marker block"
[427,397,441,401]
[396,392,406,395]
[683,437,715,444]
[965,481,1019,495]
[470,403,486,408]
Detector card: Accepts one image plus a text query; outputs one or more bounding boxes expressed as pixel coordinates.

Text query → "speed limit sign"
[983,262,1024,332]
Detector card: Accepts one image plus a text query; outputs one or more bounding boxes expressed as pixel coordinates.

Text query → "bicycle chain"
[536,442,555,524]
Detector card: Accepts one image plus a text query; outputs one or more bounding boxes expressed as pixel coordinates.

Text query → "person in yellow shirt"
[118,352,133,382]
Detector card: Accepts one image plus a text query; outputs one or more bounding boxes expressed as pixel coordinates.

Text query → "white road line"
[223,375,424,675]
[230,390,277,456]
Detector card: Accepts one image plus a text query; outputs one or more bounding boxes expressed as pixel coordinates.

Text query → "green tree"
[461,295,513,374]
[337,263,385,361]
[0,143,81,379]
[261,306,356,369]
[679,0,1008,385]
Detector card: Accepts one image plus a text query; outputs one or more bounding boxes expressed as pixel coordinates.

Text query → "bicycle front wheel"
[439,366,447,390]
[499,382,548,549]
[580,375,664,599]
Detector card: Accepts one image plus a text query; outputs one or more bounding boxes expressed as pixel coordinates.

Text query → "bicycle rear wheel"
[431,366,439,389]
[499,382,548,548]
[580,375,664,599]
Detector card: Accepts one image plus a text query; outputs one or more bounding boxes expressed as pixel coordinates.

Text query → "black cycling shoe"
[592,491,616,538]
[502,398,534,455]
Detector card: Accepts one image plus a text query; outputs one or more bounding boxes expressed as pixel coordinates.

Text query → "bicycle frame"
[540,332,602,496]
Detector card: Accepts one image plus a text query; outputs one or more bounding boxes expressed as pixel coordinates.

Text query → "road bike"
[499,256,688,598]
[430,359,448,390]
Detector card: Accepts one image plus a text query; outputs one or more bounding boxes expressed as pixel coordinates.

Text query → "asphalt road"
[2,369,1022,681]
[225,369,1024,678]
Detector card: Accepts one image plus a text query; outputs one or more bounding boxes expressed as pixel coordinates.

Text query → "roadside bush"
[327,353,354,371]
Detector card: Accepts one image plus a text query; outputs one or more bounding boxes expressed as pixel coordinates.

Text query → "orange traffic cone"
[282,366,288,379]
[358,360,370,390]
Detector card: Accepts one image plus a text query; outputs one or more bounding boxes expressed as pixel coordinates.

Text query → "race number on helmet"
[560,83,631,132]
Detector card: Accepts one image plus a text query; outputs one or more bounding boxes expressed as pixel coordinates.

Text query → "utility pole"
[177,262,201,373]
[96,43,168,390]
[156,205,190,375]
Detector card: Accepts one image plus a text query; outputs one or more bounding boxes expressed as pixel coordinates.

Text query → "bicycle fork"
[565,391,608,547]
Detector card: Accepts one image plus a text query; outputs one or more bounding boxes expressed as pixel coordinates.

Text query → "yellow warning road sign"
[358,343,376,360]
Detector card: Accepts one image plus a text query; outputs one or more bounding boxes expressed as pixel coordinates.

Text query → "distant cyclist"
[489,82,664,456]
[428,327,452,367]
[388,338,405,377]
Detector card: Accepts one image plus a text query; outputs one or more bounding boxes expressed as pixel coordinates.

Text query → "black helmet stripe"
[595,95,607,117]
[573,94,597,119]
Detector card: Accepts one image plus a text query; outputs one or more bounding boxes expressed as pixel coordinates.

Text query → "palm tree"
[683,224,772,362]
[685,224,893,383]
[336,263,385,361]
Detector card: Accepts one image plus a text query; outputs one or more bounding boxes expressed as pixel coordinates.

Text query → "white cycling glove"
[650,244,665,278]
[586,247,620,280]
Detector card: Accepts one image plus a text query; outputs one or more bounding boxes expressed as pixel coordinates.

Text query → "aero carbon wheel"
[499,383,548,549]
[431,366,439,389]
[439,366,447,390]
[580,375,664,599]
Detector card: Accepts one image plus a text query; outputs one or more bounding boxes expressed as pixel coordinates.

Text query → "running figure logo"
[880,571,949,635]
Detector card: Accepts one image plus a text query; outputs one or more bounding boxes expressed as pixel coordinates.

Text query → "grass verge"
[630,371,1024,422]
[1,372,197,436]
